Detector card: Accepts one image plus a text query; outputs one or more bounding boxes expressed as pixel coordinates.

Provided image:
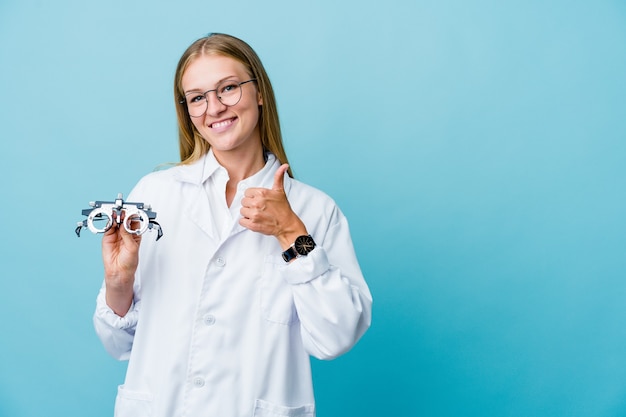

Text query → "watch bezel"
[294,234,316,256]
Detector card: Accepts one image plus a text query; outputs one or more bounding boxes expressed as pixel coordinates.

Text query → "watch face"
[294,235,316,256]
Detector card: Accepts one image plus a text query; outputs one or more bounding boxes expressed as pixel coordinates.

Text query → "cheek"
[189,117,210,142]
[190,116,205,132]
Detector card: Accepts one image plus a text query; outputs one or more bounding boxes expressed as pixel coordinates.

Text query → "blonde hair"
[174,33,292,176]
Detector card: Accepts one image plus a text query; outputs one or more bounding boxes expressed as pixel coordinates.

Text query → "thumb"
[272,163,289,191]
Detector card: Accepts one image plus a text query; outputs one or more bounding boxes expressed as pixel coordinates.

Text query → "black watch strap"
[281,246,299,262]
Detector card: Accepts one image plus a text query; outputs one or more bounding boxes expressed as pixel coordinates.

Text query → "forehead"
[181,54,249,91]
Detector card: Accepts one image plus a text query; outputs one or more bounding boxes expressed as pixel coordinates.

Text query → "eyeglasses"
[180,79,257,118]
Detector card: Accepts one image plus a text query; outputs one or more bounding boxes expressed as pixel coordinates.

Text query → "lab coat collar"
[172,149,292,194]
[172,149,293,242]
[171,149,220,186]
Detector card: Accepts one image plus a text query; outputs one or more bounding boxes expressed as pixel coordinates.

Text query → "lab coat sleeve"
[279,208,373,360]
[93,281,141,360]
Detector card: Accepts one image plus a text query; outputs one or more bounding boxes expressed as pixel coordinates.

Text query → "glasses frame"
[180,79,257,118]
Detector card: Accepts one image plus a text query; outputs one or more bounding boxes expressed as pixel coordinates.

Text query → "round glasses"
[180,79,257,118]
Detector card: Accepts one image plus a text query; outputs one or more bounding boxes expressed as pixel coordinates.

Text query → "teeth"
[212,119,233,128]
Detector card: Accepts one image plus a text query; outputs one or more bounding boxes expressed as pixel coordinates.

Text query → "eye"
[219,81,239,95]
[187,94,205,105]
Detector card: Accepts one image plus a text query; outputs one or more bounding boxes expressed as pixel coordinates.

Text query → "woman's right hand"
[102,215,142,316]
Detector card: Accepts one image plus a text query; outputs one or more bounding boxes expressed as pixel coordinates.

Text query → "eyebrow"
[183,75,239,95]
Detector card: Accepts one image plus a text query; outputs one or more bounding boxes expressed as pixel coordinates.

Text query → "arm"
[93,281,141,360]
[93,189,144,360]
[101,210,141,315]
[240,164,372,359]
[279,212,372,359]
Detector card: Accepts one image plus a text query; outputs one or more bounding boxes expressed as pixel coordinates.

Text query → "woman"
[94,33,372,417]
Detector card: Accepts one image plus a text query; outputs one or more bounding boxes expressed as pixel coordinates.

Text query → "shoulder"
[133,165,177,189]
[285,177,347,226]
[286,176,335,205]
[128,164,191,201]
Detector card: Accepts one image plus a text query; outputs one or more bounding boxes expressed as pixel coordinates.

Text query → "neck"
[214,148,265,183]
[212,145,266,207]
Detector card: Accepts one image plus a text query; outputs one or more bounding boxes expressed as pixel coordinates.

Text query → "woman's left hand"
[240,163,307,249]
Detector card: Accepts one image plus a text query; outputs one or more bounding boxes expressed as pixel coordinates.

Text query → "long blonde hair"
[173,33,292,176]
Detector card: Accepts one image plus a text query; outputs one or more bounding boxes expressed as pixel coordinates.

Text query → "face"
[181,54,262,157]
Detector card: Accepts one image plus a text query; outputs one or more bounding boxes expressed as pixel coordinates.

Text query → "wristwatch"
[282,235,316,262]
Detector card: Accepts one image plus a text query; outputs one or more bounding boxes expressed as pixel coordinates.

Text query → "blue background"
[1,1,625,416]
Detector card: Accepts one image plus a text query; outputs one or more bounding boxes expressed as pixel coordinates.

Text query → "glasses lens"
[185,93,208,118]
[183,80,245,117]
[217,80,242,107]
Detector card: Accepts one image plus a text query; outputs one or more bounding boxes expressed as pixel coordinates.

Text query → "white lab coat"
[93,152,372,417]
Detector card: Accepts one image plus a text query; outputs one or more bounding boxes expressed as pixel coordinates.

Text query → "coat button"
[193,377,205,388]
[203,314,216,326]
[215,257,226,267]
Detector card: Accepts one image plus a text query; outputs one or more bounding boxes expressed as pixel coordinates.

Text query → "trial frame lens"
[181,79,257,118]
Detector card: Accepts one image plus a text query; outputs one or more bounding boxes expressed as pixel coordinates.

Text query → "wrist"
[276,219,308,250]
[104,285,134,317]
[104,270,135,290]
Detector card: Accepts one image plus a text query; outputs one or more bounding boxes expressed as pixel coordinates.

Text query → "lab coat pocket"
[253,399,315,417]
[260,254,298,325]
[114,385,153,417]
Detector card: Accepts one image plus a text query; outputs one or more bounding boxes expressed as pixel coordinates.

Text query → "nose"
[205,91,226,116]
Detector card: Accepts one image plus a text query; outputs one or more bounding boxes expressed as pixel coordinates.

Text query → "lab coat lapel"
[174,155,219,242]
[184,185,218,241]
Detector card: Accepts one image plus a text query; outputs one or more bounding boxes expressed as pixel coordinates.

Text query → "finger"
[120,225,142,248]
[240,205,251,219]
[272,163,289,191]
[103,221,117,236]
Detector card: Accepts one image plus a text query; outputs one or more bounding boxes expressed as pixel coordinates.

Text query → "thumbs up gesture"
[239,163,308,249]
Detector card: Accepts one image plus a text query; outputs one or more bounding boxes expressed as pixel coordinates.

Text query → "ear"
[257,91,263,106]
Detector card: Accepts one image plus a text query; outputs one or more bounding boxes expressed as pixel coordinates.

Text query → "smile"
[210,118,236,129]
